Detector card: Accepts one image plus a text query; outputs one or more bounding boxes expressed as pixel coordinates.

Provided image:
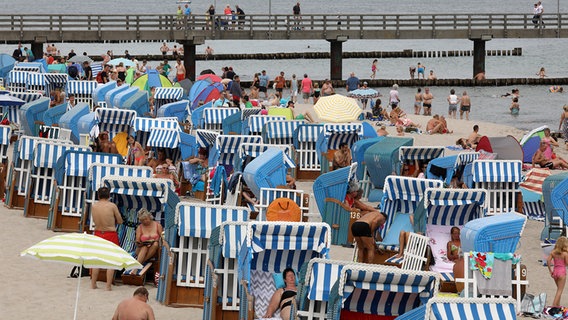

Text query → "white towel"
[477,258,512,296]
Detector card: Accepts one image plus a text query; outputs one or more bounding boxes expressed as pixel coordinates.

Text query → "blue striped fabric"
[247,115,286,135]
[19,136,73,161]
[312,163,356,215]
[13,64,41,72]
[204,107,240,125]
[307,260,348,301]
[263,120,304,144]
[8,70,29,85]
[134,117,180,133]
[66,80,98,95]
[95,107,136,137]
[64,151,123,178]
[220,221,249,259]
[323,123,362,150]
[0,125,11,146]
[241,108,261,120]
[147,128,180,149]
[33,141,90,169]
[9,92,42,103]
[424,188,487,226]
[293,123,324,147]
[177,202,249,238]
[216,135,262,166]
[239,143,295,168]
[472,160,523,183]
[385,255,404,265]
[523,200,545,220]
[245,222,331,273]
[87,163,153,199]
[428,298,517,320]
[380,176,444,240]
[102,176,175,213]
[399,146,445,162]
[455,151,480,168]
[44,73,69,85]
[154,87,184,100]
[195,129,220,148]
[439,272,454,282]
[338,265,439,316]
[26,73,45,86]
[91,63,103,78]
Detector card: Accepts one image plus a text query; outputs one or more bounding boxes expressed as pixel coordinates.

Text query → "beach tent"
[19,97,50,136]
[189,81,224,110]
[522,136,541,163]
[475,135,523,161]
[91,81,117,108]
[0,54,16,79]
[131,69,172,93]
[364,136,414,200]
[519,125,548,145]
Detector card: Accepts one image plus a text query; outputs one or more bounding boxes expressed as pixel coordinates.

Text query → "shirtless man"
[422,87,434,116]
[332,143,352,170]
[414,88,423,115]
[460,91,471,120]
[533,141,568,169]
[351,206,388,264]
[97,131,118,154]
[426,114,450,134]
[91,187,123,291]
[467,125,481,147]
[112,287,155,320]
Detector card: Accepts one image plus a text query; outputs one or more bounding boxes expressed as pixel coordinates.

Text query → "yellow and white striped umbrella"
[21,232,143,320]
[21,232,142,270]
[314,94,362,123]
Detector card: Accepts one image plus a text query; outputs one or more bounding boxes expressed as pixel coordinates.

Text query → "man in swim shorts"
[91,186,123,291]
[351,197,388,263]
[422,87,434,115]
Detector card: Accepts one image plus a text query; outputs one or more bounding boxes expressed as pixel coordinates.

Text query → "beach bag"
[68,266,90,278]
[266,198,301,222]
[521,292,546,317]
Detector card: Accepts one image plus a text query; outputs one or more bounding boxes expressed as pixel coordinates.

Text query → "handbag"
[521,292,546,317]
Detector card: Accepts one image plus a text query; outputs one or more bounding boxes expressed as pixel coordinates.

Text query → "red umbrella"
[197,73,222,83]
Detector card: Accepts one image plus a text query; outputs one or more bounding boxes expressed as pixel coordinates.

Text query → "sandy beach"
[1,109,565,319]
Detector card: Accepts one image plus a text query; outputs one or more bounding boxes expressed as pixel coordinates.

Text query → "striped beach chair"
[396,297,517,320]
[91,80,116,109]
[101,175,179,254]
[472,160,523,215]
[399,146,445,168]
[203,221,249,320]
[85,163,153,230]
[295,258,353,320]
[44,73,69,98]
[195,129,219,150]
[94,107,136,140]
[160,203,249,306]
[256,187,310,221]
[37,125,72,140]
[238,221,331,320]
[154,87,184,116]
[26,72,45,94]
[294,123,324,179]
[24,140,90,220]
[351,137,384,201]
[327,264,440,319]
[6,135,73,209]
[520,168,550,221]
[262,120,304,145]
[246,115,286,136]
[237,142,295,173]
[5,92,42,125]
[104,84,131,108]
[146,127,182,162]
[7,70,29,92]
[66,80,98,109]
[90,63,103,79]
[318,123,363,173]
[133,117,181,147]
[48,150,123,232]
[203,107,240,133]
[0,125,11,163]
[215,134,263,168]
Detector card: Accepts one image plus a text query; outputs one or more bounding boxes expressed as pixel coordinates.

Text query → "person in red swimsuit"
[91,187,123,290]
[130,209,163,275]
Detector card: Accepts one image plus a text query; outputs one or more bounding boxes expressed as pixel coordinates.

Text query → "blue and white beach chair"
[95,107,137,140]
[472,160,522,215]
[327,263,439,319]
[203,221,249,320]
[262,120,304,145]
[203,107,239,133]
[66,80,98,110]
[133,116,181,147]
[246,115,286,136]
[238,221,331,320]
[396,297,517,320]
[153,87,184,117]
[294,123,324,179]
[158,202,249,306]
[26,72,45,94]
[7,70,29,92]
[317,123,363,173]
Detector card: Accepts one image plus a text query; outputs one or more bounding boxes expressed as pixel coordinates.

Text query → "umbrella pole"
[73,265,82,320]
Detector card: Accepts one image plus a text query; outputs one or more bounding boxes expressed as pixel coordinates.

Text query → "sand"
[1,108,565,319]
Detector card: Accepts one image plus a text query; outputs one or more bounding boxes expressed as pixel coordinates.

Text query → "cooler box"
[461,212,527,253]
[59,104,90,144]
[242,148,287,197]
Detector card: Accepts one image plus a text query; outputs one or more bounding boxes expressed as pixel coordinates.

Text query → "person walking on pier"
[236,5,245,29]
[293,2,302,29]
[417,62,425,80]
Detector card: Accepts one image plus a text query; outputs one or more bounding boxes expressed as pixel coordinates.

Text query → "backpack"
[266,198,301,222]
[68,65,79,79]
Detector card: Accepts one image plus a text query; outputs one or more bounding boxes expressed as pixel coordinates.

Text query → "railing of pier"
[0,13,563,37]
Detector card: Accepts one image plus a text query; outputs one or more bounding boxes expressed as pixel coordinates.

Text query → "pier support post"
[180,37,204,81]
[31,39,45,63]
[470,35,492,78]
[328,36,348,81]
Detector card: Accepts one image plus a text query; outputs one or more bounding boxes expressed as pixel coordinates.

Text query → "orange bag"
[266,198,301,222]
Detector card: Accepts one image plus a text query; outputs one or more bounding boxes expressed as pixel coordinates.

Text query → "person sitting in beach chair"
[130,209,163,276]
[264,268,297,320]
[332,142,352,171]
[533,141,568,169]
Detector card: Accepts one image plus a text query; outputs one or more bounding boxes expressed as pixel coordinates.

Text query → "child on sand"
[547,236,568,306]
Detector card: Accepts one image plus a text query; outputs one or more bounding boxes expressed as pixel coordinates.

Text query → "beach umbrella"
[196,73,222,83]
[107,58,136,67]
[0,94,25,106]
[68,55,93,64]
[21,232,142,320]
[347,88,380,99]
[314,94,362,123]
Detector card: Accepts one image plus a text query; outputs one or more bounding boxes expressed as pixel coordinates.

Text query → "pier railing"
[0,13,564,42]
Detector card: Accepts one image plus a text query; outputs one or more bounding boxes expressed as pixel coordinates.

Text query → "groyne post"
[328,36,348,81]
[470,35,492,78]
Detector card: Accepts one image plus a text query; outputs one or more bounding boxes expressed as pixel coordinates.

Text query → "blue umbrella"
[107,58,136,68]
[347,88,380,99]
[0,94,25,106]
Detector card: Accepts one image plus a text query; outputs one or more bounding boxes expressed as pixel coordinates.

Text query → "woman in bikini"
[131,209,163,275]
[446,226,461,262]
[264,268,297,320]
[127,135,146,166]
